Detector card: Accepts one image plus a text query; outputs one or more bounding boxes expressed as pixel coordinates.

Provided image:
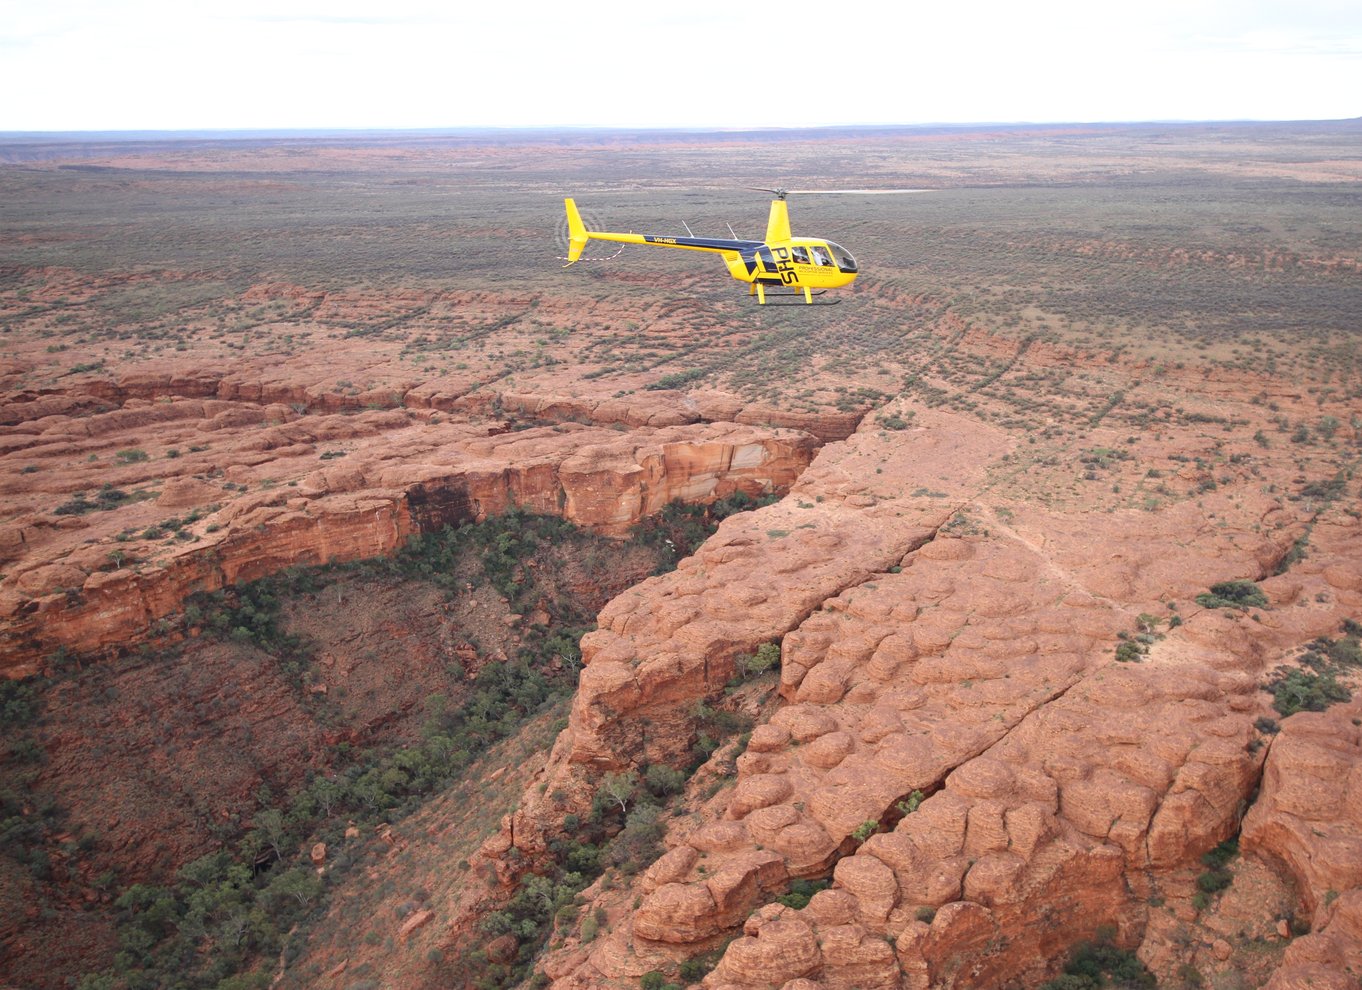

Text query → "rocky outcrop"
[691,510,1362,989]
[1243,702,1362,919]
[508,402,1362,990]
[1243,700,1362,990]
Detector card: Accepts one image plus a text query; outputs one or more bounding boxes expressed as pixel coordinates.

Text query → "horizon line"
[2,116,1360,141]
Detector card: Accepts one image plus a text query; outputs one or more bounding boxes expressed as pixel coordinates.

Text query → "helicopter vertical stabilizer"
[564,198,589,265]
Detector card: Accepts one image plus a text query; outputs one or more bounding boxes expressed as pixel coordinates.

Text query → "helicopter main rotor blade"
[781,188,932,195]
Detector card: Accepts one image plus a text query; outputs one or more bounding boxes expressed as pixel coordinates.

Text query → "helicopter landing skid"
[750,287,838,306]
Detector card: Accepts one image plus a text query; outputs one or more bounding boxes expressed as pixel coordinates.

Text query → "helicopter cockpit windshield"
[828,242,857,273]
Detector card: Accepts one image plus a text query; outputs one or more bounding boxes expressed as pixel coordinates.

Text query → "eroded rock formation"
[478,402,1362,990]
[0,386,820,676]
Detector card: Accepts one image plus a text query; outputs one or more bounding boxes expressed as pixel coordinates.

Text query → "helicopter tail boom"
[563,197,763,264]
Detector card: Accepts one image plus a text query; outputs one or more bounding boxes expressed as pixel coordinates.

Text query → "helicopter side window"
[810,245,833,266]
[790,246,809,264]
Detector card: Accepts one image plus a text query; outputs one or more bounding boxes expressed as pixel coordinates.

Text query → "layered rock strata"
[0,409,817,676]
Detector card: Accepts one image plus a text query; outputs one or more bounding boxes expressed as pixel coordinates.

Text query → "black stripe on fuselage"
[641,235,764,252]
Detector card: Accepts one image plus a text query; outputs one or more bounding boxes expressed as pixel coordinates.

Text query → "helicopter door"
[756,246,797,284]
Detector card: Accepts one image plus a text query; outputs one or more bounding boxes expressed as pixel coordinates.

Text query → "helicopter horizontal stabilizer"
[564,198,589,265]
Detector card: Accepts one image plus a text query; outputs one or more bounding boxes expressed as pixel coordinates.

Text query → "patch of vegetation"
[185,571,320,683]
[0,679,42,727]
[53,484,136,516]
[777,877,830,910]
[690,698,754,769]
[644,368,706,391]
[679,944,731,983]
[457,759,698,990]
[852,819,880,842]
[1297,474,1347,503]
[1274,529,1311,575]
[1266,668,1351,717]
[1040,926,1156,989]
[1114,613,1165,662]
[1195,580,1268,611]
[630,490,779,571]
[878,412,911,430]
[1263,624,1360,717]
[1192,838,1238,911]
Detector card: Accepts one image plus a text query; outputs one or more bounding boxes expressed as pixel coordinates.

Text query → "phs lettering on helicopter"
[561,189,860,305]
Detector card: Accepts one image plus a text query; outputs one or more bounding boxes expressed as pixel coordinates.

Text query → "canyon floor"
[1,121,1361,990]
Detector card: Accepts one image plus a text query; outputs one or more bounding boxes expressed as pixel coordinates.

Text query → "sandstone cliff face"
[0,386,819,677]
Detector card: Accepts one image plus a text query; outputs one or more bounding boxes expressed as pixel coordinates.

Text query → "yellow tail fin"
[564,198,589,265]
[764,198,791,244]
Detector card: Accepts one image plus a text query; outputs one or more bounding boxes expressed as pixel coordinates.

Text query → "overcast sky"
[1,0,1357,131]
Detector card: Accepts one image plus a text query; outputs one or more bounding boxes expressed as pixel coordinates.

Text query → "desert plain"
[1,121,1361,990]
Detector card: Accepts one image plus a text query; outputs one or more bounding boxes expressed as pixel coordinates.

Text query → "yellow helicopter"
[563,189,858,305]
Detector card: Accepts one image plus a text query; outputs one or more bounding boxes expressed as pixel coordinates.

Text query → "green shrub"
[896,790,925,815]
[1267,667,1350,717]
[777,878,829,910]
[1114,641,1144,663]
[1196,580,1268,611]
[1196,869,1232,894]
[852,819,879,842]
[679,949,726,982]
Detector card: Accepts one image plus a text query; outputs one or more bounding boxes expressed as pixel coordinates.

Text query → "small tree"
[644,764,686,798]
[600,770,638,814]
[253,809,290,861]
[737,642,780,679]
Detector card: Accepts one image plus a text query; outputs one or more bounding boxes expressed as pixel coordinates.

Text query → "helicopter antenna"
[682,220,695,236]
[726,222,739,239]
